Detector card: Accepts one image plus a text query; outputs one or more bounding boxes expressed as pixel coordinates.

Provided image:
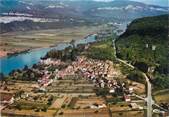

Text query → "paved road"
[113,38,153,117]
[143,73,153,117]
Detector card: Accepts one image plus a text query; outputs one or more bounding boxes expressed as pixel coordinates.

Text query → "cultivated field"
[56,96,109,117]
[47,77,95,95]
[153,89,169,104]
[111,111,144,117]
[58,108,110,117]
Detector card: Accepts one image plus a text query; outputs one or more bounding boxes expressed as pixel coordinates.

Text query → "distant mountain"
[85,0,168,22]
[0,0,168,33]
[1,0,168,20]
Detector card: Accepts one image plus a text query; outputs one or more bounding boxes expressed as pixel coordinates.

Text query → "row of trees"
[8,65,43,81]
[46,47,77,61]
[45,40,79,61]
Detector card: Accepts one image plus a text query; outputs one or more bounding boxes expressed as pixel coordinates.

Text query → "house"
[100,82,105,88]
[98,104,106,109]
[109,88,115,93]
[129,87,134,93]
[130,103,139,109]
[152,45,156,51]
[20,93,29,99]
[90,104,98,109]
[90,104,106,109]
[40,58,52,65]
[124,95,131,102]
[148,67,155,73]
[39,87,47,92]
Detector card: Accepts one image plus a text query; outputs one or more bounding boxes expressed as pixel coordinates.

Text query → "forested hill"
[120,15,168,38]
[116,15,169,89]
[116,14,169,66]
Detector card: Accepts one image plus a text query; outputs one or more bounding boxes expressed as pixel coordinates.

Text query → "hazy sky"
[94,0,169,7]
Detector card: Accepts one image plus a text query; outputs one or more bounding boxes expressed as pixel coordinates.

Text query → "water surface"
[0,35,96,75]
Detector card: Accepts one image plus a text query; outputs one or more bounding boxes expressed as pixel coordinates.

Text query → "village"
[0,22,168,117]
[0,25,168,117]
[0,51,147,117]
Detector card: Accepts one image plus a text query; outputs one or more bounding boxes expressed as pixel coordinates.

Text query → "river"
[0,35,96,76]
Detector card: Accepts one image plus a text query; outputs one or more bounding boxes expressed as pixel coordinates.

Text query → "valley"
[0,0,169,117]
[0,25,102,57]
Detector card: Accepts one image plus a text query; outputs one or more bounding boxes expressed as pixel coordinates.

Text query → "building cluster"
[54,56,119,80]
[40,56,134,102]
[37,74,53,87]
[40,59,64,66]
[0,55,134,113]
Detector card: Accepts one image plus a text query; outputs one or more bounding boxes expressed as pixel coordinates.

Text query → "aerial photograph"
[0,0,168,117]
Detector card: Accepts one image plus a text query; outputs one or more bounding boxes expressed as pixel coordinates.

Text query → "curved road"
[113,38,153,117]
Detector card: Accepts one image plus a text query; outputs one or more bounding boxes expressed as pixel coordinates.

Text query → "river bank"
[0,50,7,58]
[0,34,97,76]
[0,23,127,75]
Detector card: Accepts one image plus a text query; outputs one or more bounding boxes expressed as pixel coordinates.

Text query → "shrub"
[41,107,47,112]
[61,104,66,108]
[127,70,145,84]
[35,108,40,112]
[16,104,21,110]
[96,88,109,97]
[58,112,63,115]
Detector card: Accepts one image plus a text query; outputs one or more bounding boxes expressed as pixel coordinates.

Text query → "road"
[112,38,153,117]
[143,73,153,117]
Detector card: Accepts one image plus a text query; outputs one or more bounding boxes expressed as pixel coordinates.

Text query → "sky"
[94,0,169,7]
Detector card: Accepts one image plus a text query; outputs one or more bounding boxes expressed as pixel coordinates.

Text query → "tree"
[23,65,29,71]
[153,75,169,89]
[155,63,169,75]
[127,71,145,84]
[70,39,76,48]
[16,104,21,110]
[41,107,47,112]
[0,73,4,79]
[46,49,63,59]
[71,48,78,61]
[30,73,35,80]
[96,88,109,97]
[15,90,24,98]
[32,64,38,69]
[9,70,16,76]
[134,61,149,73]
